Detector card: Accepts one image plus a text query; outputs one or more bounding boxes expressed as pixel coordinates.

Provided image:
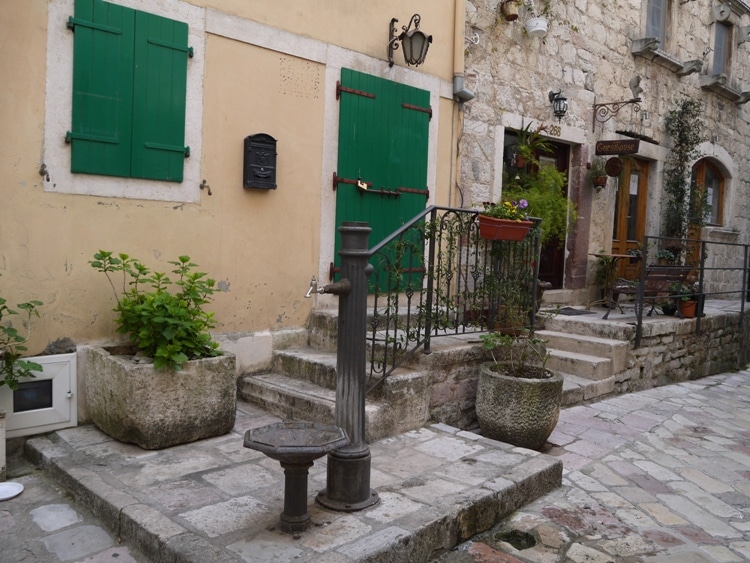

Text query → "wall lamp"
[549,90,568,122]
[388,14,432,67]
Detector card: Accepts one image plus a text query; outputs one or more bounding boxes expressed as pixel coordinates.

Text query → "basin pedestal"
[243,421,349,533]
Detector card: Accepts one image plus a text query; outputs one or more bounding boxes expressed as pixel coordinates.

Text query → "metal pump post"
[316,222,379,511]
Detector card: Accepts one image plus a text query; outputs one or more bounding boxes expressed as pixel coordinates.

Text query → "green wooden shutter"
[68,0,134,177]
[131,11,190,182]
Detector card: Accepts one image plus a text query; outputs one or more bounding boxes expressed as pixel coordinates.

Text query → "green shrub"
[90,251,221,370]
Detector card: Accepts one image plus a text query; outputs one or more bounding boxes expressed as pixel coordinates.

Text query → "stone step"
[272,348,338,389]
[536,330,630,373]
[561,373,615,405]
[546,349,612,381]
[238,370,431,442]
[542,313,636,341]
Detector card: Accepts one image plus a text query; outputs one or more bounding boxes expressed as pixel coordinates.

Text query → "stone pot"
[85,346,237,449]
[475,361,562,450]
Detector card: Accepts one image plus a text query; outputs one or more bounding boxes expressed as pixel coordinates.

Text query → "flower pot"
[501,0,520,21]
[679,299,697,318]
[476,362,562,450]
[477,215,533,241]
[660,302,678,316]
[85,346,237,449]
[524,17,549,38]
[592,176,608,187]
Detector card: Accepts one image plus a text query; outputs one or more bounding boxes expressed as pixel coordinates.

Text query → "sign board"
[595,139,640,155]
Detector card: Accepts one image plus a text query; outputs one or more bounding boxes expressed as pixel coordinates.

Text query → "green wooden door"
[334,69,430,278]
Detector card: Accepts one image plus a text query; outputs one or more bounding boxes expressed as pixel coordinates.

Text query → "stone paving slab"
[21,400,562,562]
[441,370,750,562]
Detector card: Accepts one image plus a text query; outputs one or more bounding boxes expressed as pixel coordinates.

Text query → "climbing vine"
[662,98,705,241]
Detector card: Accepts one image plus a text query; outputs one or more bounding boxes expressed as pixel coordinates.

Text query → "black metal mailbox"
[243,133,277,189]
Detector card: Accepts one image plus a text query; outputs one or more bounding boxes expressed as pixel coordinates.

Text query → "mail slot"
[243,133,277,189]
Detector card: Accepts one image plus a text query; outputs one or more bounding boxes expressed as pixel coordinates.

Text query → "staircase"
[238,309,636,441]
[539,313,634,406]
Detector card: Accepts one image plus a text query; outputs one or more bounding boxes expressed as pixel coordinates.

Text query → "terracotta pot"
[476,362,562,450]
[679,300,697,318]
[477,215,533,241]
[501,0,520,21]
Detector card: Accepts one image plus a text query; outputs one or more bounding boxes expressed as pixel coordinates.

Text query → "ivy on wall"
[662,98,705,241]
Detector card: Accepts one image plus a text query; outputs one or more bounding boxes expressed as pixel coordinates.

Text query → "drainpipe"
[453,0,475,106]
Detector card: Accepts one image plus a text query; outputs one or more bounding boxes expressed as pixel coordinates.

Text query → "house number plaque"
[244,134,278,189]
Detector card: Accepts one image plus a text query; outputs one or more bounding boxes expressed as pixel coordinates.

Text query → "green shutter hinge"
[188,46,194,58]
[184,146,190,158]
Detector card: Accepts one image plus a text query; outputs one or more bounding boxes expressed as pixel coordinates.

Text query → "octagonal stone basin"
[244,421,349,533]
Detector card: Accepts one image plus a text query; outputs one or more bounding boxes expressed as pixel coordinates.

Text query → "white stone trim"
[43,0,206,202]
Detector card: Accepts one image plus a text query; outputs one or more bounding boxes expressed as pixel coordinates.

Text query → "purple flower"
[518,199,529,209]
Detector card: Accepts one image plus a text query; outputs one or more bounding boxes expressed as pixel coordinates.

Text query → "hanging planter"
[524,16,549,38]
[592,175,608,187]
[478,215,533,241]
[500,0,520,21]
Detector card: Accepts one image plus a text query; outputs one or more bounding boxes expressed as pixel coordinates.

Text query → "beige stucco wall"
[1,0,463,365]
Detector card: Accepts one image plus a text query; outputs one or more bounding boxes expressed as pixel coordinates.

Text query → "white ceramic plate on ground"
[0,482,24,501]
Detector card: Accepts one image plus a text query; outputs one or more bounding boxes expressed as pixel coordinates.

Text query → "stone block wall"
[616,312,750,395]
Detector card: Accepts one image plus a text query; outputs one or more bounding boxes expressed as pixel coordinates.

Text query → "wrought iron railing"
[364,206,542,392]
[631,235,750,347]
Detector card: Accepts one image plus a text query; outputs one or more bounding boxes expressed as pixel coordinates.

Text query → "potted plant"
[87,251,236,449]
[475,328,562,450]
[512,123,553,168]
[589,157,609,190]
[626,246,642,264]
[670,281,697,318]
[477,198,534,241]
[655,249,675,265]
[659,300,677,316]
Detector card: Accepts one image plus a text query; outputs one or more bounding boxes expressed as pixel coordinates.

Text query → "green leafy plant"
[502,163,576,246]
[90,251,221,370]
[655,249,675,263]
[513,123,553,164]
[663,98,705,243]
[480,330,549,377]
[0,287,43,390]
[668,281,694,302]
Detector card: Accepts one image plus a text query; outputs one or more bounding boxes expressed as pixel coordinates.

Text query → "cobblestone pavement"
[442,370,750,562]
[0,447,148,562]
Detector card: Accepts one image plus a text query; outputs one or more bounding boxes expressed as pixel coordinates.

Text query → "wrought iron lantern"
[388,14,432,67]
[548,90,568,122]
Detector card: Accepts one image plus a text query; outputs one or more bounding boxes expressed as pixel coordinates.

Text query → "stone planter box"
[86,346,237,449]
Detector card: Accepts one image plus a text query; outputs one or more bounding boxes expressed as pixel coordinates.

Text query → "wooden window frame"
[691,159,725,226]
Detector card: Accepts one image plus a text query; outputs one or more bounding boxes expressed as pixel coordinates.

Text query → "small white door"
[1,353,77,438]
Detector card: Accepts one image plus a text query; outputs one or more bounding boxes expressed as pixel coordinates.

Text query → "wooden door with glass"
[611,158,649,280]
